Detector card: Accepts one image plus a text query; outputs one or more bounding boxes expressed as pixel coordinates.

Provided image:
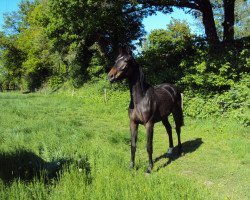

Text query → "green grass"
[0,83,249,200]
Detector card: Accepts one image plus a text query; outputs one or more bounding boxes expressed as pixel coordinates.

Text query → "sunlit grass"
[0,84,249,199]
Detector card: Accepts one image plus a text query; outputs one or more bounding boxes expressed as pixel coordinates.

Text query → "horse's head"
[108,47,134,83]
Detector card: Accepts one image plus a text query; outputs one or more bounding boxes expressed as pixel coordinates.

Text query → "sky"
[142,9,199,35]
[0,0,20,28]
[0,0,200,34]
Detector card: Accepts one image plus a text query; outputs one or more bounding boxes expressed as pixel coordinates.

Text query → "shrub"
[180,47,250,92]
[184,74,250,125]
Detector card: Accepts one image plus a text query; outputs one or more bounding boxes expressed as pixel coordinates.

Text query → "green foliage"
[17,27,53,91]
[180,46,250,92]
[208,0,250,39]
[2,0,37,35]
[0,35,26,90]
[48,76,64,90]
[0,0,52,92]
[234,0,250,38]
[0,0,249,94]
[138,19,195,85]
[184,74,250,125]
[44,0,145,81]
[0,0,147,90]
[138,18,249,93]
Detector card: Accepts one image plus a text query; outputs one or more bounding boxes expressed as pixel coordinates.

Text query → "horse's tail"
[179,93,184,126]
[173,92,184,127]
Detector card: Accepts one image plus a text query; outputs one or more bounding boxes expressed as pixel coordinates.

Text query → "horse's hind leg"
[175,125,182,154]
[172,108,183,154]
[162,118,174,157]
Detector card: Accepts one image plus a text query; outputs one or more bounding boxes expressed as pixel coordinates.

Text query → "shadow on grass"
[0,149,91,185]
[154,138,203,171]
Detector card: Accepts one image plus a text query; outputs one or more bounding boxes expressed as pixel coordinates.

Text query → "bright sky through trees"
[0,0,200,34]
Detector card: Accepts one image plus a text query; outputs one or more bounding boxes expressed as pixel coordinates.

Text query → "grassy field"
[0,83,249,200]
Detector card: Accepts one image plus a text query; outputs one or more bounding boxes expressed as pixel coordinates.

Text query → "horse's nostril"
[108,74,115,82]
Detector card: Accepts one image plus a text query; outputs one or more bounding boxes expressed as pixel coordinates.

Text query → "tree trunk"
[138,0,220,47]
[223,0,235,45]
[199,0,220,46]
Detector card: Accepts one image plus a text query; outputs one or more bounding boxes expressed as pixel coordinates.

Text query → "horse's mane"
[138,65,145,94]
[132,60,148,96]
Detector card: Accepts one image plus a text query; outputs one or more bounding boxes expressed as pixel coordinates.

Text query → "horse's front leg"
[146,122,154,173]
[130,120,138,169]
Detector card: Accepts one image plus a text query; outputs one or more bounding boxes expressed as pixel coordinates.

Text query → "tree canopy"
[0,0,249,92]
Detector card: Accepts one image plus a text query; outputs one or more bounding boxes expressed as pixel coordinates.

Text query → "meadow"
[0,82,249,200]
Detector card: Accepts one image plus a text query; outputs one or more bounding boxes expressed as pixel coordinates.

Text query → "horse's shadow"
[0,149,91,185]
[154,138,203,171]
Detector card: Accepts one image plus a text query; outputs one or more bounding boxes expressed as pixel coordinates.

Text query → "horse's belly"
[159,107,172,117]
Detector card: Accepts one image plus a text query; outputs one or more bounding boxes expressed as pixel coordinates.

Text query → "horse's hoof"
[129,162,134,169]
[166,147,173,158]
[145,168,151,174]
[145,164,153,174]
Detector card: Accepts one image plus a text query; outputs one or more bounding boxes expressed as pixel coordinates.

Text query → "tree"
[136,0,219,46]
[44,0,145,80]
[0,0,53,91]
[231,0,249,38]
[223,0,236,44]
[136,0,247,46]
[1,0,248,91]
[0,35,26,89]
[1,0,147,88]
[2,0,37,35]
[139,19,195,84]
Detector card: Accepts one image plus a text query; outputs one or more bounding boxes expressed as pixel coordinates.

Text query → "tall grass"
[0,82,249,199]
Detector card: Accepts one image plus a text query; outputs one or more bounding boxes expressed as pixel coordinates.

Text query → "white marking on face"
[116,56,124,63]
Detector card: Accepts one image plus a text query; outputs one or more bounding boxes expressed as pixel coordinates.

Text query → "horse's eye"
[124,58,131,63]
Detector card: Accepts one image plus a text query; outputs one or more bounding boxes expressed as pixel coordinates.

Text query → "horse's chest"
[128,101,155,124]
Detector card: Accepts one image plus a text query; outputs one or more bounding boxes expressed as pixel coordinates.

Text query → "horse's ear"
[119,46,127,55]
[118,46,123,55]
[118,45,132,55]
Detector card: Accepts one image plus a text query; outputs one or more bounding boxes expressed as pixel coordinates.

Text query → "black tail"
[173,92,184,127]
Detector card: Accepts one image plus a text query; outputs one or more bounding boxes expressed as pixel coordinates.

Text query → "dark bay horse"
[108,47,184,173]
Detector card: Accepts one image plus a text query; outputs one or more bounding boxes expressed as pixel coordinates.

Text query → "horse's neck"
[128,66,149,105]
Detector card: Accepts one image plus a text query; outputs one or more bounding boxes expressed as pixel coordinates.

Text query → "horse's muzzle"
[107,74,115,83]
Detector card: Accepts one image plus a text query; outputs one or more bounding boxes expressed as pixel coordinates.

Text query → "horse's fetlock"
[130,162,134,169]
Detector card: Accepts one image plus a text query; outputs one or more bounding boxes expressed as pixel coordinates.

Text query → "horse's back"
[154,83,180,102]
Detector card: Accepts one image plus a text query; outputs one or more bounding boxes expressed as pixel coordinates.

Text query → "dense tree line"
[0,0,249,92]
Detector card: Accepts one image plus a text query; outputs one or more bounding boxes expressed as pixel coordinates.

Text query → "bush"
[180,47,250,92]
[184,74,250,126]
[48,76,64,90]
[138,19,195,85]
[138,20,249,93]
